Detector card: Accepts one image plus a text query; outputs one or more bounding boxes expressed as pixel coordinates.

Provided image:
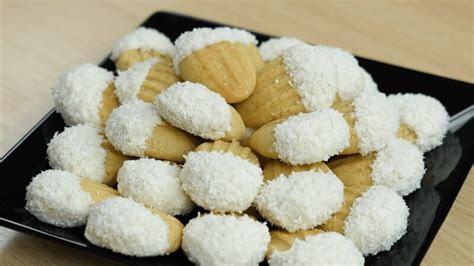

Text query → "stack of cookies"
[25,26,450,265]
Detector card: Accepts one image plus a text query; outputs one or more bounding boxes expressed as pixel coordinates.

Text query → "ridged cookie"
[111,27,174,71]
[115,58,180,103]
[174,27,262,103]
[236,44,365,128]
[105,100,199,162]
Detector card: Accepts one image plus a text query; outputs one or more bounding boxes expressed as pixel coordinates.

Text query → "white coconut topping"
[182,214,270,266]
[105,100,163,156]
[154,82,232,139]
[274,109,350,165]
[47,124,107,183]
[258,37,305,61]
[114,58,159,103]
[345,185,409,256]
[51,63,114,126]
[173,27,258,72]
[180,151,263,212]
[85,197,169,257]
[25,170,93,228]
[371,139,425,196]
[319,45,365,100]
[361,67,379,92]
[269,232,364,266]
[117,158,194,215]
[353,91,400,155]
[282,44,364,111]
[110,27,174,60]
[254,170,344,232]
[389,93,449,152]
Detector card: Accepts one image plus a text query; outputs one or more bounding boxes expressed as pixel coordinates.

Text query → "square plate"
[1,11,473,266]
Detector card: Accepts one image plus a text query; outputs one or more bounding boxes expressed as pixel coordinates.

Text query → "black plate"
[1,11,473,266]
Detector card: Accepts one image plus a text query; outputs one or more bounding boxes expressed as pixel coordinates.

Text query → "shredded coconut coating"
[182,214,270,266]
[180,151,263,212]
[254,170,344,232]
[111,27,174,60]
[47,124,106,182]
[274,109,350,165]
[51,63,114,126]
[361,67,379,92]
[353,91,400,155]
[345,185,409,256]
[173,27,258,72]
[154,82,232,139]
[85,197,169,257]
[282,44,364,111]
[117,158,194,215]
[389,93,449,152]
[114,58,159,103]
[105,100,163,156]
[269,232,364,266]
[258,37,305,61]
[25,170,93,228]
[371,139,426,196]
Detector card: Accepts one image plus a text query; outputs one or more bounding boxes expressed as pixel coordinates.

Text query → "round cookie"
[182,214,270,265]
[51,63,118,127]
[269,232,364,266]
[47,124,128,185]
[258,37,305,61]
[111,27,174,71]
[85,197,183,257]
[154,81,245,141]
[117,158,194,215]
[344,185,409,256]
[180,149,263,213]
[389,93,449,152]
[254,170,344,232]
[25,169,118,227]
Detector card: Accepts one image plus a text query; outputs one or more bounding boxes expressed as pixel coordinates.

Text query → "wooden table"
[1,0,472,265]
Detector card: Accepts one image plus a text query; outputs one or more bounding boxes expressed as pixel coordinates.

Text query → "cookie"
[154,82,245,141]
[51,63,119,127]
[115,58,180,103]
[249,109,349,165]
[236,44,365,128]
[47,124,129,185]
[85,197,183,256]
[25,170,118,227]
[111,27,174,71]
[174,27,262,103]
[105,100,199,162]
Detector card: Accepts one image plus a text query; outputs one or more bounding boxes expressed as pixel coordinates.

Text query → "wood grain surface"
[0,0,472,265]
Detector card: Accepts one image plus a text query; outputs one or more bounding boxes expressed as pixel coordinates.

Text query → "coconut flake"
[274,109,350,165]
[114,58,159,103]
[353,91,400,155]
[117,158,194,215]
[254,170,344,232]
[111,27,174,60]
[25,170,93,227]
[269,232,364,266]
[47,124,106,183]
[51,63,114,126]
[85,197,169,257]
[258,37,305,61]
[105,100,163,156]
[182,214,270,266]
[180,151,263,212]
[154,82,232,140]
[371,138,425,196]
[344,185,409,256]
[389,93,449,152]
[173,27,258,72]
